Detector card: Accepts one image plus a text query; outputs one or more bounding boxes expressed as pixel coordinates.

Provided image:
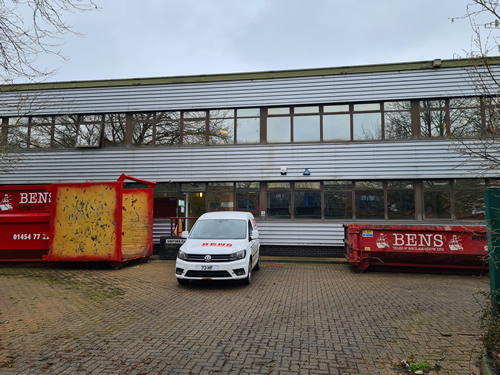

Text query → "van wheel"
[177,278,189,285]
[242,258,252,285]
[254,255,261,271]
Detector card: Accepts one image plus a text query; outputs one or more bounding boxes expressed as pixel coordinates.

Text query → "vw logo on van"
[204,255,212,262]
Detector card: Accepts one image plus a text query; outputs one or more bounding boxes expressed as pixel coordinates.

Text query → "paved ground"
[0,258,490,374]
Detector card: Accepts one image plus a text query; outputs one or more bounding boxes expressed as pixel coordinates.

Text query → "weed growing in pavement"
[394,356,441,374]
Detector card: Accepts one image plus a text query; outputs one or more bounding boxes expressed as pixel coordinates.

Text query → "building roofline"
[2,56,500,92]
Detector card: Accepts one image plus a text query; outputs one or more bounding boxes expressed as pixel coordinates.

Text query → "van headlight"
[228,250,246,261]
[177,250,189,260]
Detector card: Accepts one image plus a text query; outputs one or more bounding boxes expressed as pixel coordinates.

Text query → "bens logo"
[201,243,233,247]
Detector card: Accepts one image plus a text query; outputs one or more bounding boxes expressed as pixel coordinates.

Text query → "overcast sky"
[32,0,491,82]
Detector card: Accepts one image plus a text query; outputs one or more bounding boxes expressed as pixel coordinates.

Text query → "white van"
[175,211,260,285]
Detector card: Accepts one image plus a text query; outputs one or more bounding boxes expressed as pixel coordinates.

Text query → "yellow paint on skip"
[122,190,152,257]
[51,184,118,259]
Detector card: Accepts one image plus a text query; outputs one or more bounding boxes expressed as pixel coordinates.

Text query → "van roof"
[198,211,253,221]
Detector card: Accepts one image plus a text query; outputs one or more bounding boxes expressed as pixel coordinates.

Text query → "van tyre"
[242,258,252,285]
[255,255,260,271]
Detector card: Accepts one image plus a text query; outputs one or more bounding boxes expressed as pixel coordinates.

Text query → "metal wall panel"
[0,66,496,116]
[0,140,497,184]
[153,220,345,247]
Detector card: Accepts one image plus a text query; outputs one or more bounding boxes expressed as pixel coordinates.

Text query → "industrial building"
[0,58,498,256]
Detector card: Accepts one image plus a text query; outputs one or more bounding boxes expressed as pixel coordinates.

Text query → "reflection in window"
[237,118,260,144]
[236,182,260,217]
[183,120,206,145]
[268,192,291,218]
[384,101,412,139]
[132,112,154,146]
[424,191,451,218]
[450,98,481,137]
[454,179,485,220]
[77,115,102,147]
[294,115,320,142]
[267,117,291,143]
[420,101,446,137]
[323,114,350,141]
[355,181,384,219]
[353,113,381,140]
[104,114,126,147]
[209,110,234,145]
[156,111,180,146]
[54,116,77,148]
[294,191,321,218]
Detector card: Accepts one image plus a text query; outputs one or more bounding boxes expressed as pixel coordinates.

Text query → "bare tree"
[0,0,99,83]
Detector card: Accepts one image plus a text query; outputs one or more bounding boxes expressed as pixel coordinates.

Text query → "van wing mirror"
[181,231,189,239]
[250,230,259,240]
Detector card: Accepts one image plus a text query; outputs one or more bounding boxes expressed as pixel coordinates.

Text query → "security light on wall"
[280,166,287,175]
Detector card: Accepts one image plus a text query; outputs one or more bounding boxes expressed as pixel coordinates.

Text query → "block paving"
[0,259,490,374]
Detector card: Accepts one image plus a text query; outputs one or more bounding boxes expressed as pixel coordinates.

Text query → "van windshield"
[189,219,247,240]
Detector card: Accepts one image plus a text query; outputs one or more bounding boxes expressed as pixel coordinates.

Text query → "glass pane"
[450,107,482,137]
[353,113,382,140]
[324,191,352,219]
[54,116,78,148]
[455,190,485,220]
[454,179,486,189]
[486,107,500,136]
[156,111,181,146]
[267,117,291,143]
[387,181,413,189]
[420,100,446,108]
[324,105,349,113]
[355,190,385,219]
[354,103,380,111]
[133,122,153,145]
[183,120,206,145]
[77,123,101,146]
[268,107,290,115]
[30,125,52,148]
[208,182,234,191]
[80,114,102,123]
[355,181,383,189]
[324,181,352,190]
[181,182,206,192]
[184,111,207,119]
[294,191,321,219]
[387,191,415,220]
[8,117,29,126]
[237,108,260,117]
[268,182,290,189]
[267,192,291,218]
[210,109,234,118]
[449,97,480,108]
[209,118,234,145]
[384,111,412,139]
[133,112,155,121]
[207,191,234,211]
[323,114,350,141]
[384,101,411,111]
[236,182,260,190]
[236,191,259,218]
[104,114,126,147]
[424,191,451,218]
[293,115,320,142]
[7,126,29,148]
[236,118,260,144]
[420,110,446,137]
[190,219,246,239]
[423,180,449,189]
[294,106,319,114]
[295,182,320,189]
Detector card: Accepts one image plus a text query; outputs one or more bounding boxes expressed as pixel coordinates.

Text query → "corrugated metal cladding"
[152,220,345,247]
[0,65,497,116]
[0,140,496,184]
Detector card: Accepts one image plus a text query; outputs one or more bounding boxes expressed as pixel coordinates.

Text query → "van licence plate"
[196,265,219,271]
